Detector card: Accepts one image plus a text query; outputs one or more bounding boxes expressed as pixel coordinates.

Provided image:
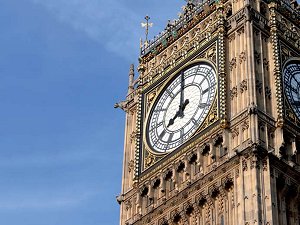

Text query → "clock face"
[146,63,217,153]
[284,61,300,119]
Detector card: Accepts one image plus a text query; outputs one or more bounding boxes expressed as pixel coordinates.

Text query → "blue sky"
[0,0,183,224]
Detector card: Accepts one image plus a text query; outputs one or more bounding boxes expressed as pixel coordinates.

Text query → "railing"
[140,0,216,57]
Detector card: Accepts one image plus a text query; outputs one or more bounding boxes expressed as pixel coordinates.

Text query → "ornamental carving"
[130,130,138,143]
[229,57,237,71]
[262,158,268,171]
[242,158,248,171]
[265,86,271,99]
[128,160,135,173]
[158,218,168,225]
[236,168,240,178]
[147,91,157,107]
[237,26,245,35]
[240,80,248,93]
[256,80,263,94]
[205,46,216,63]
[296,40,300,49]
[218,196,225,213]
[231,127,239,139]
[145,153,156,168]
[239,51,246,63]
[248,102,258,115]
[263,58,269,71]
[125,200,132,211]
[250,156,258,170]
[230,87,238,100]
[241,120,249,132]
[254,51,261,64]
[259,121,266,132]
[228,34,235,42]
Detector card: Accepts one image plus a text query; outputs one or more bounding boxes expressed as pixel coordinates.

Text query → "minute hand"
[179,71,185,117]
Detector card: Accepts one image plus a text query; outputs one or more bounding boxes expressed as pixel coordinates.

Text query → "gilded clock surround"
[142,55,219,173]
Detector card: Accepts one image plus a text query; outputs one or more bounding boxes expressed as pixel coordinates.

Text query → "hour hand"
[167,118,175,128]
[178,99,190,117]
[167,110,180,128]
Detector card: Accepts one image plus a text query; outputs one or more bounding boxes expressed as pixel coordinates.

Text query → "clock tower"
[117,0,300,224]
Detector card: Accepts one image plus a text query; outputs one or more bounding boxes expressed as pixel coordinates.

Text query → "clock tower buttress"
[117,1,300,225]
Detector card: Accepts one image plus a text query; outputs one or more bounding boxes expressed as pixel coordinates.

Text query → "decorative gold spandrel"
[194,99,219,135]
[143,148,164,170]
[285,99,300,127]
[145,151,155,168]
[196,44,217,63]
[146,90,157,109]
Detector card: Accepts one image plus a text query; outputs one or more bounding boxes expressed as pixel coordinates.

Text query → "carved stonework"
[145,152,156,168]
[128,160,135,173]
[262,158,268,171]
[130,130,137,143]
[242,158,248,171]
[240,80,248,93]
[231,127,239,139]
[125,200,132,211]
[229,57,237,71]
[237,26,245,35]
[296,39,300,49]
[228,34,235,42]
[250,156,258,170]
[259,121,266,132]
[206,46,216,63]
[265,86,271,99]
[241,120,249,132]
[239,51,246,63]
[147,91,157,107]
[256,80,263,94]
[254,51,261,64]
[236,168,240,178]
[230,87,238,100]
[263,58,269,71]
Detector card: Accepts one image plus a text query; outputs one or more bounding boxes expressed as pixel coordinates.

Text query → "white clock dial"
[284,61,300,119]
[146,63,217,153]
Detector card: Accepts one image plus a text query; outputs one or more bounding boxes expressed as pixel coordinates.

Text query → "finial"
[128,64,135,95]
[141,15,153,47]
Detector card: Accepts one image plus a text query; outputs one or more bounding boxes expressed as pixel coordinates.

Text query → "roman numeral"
[180,129,184,143]
[290,86,298,93]
[165,89,175,98]
[199,77,206,86]
[202,87,210,95]
[159,130,166,139]
[199,103,208,108]
[154,108,167,113]
[292,101,300,107]
[191,118,198,125]
[150,121,163,132]
[167,133,174,143]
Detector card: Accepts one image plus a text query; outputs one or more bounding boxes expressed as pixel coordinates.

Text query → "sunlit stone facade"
[117,0,300,224]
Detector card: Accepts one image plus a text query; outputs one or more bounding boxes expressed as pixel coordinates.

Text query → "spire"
[128,64,135,95]
[141,15,153,48]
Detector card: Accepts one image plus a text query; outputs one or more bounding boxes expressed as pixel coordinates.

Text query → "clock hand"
[179,71,185,117]
[167,110,180,128]
[181,99,189,111]
[167,99,190,128]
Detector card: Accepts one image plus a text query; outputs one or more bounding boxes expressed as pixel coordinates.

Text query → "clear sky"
[0,0,183,224]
